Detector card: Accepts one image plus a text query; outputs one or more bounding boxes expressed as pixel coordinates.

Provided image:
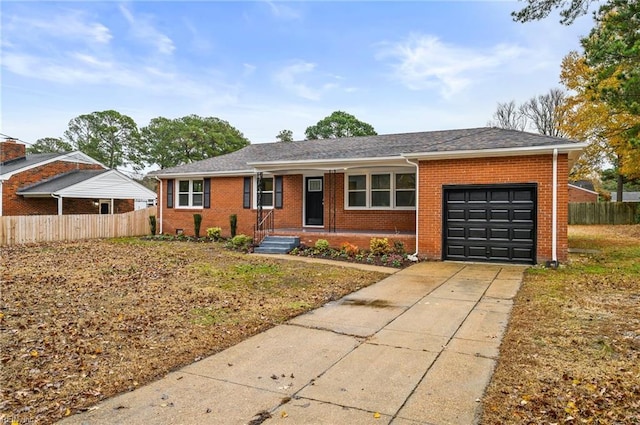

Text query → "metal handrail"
[253,209,274,245]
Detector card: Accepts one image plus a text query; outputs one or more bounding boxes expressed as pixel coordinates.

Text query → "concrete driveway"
[59,261,525,425]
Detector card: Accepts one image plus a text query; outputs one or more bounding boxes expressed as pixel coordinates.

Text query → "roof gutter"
[402,142,588,160]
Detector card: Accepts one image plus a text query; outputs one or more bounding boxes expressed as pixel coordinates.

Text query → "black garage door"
[443,184,537,264]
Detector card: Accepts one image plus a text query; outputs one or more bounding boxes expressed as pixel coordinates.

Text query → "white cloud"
[377,34,526,98]
[264,0,302,20]
[274,61,344,101]
[119,4,175,55]
[4,11,112,45]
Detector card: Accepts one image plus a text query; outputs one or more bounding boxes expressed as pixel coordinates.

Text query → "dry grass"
[0,239,387,424]
[482,225,640,424]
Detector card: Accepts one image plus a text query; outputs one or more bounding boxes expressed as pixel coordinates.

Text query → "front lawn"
[0,239,388,424]
[481,225,640,423]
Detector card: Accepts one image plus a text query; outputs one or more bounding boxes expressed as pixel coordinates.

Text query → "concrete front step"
[254,236,300,254]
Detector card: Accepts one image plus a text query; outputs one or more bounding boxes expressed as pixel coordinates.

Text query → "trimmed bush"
[230,214,238,238]
[149,215,157,236]
[370,237,391,256]
[227,234,252,251]
[206,227,222,241]
[193,214,202,238]
[315,239,330,252]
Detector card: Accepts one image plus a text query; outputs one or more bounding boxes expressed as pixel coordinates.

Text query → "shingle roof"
[17,170,107,194]
[152,127,583,176]
[0,153,66,175]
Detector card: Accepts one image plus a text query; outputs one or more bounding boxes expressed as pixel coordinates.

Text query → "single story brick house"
[0,139,157,216]
[151,127,586,265]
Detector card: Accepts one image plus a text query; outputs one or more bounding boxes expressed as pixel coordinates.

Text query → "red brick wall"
[160,176,255,237]
[417,154,569,263]
[159,173,416,237]
[568,185,598,203]
[2,161,106,216]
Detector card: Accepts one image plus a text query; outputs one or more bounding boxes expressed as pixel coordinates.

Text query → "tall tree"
[304,111,377,140]
[488,101,527,131]
[141,115,250,169]
[512,0,596,24]
[582,0,640,131]
[519,88,568,137]
[26,137,73,154]
[560,51,640,201]
[276,129,294,142]
[64,110,142,170]
[488,89,568,137]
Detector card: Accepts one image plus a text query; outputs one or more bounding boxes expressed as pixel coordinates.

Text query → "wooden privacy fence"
[0,207,156,246]
[569,202,639,225]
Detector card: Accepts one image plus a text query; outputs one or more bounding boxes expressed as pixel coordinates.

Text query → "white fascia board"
[0,151,106,180]
[248,156,408,172]
[150,169,257,179]
[568,184,599,195]
[402,143,589,161]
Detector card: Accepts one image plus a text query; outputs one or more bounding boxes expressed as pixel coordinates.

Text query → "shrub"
[227,234,253,251]
[149,215,157,236]
[340,242,360,257]
[230,214,238,238]
[206,227,222,241]
[393,240,405,255]
[370,237,391,256]
[193,214,202,238]
[315,239,330,252]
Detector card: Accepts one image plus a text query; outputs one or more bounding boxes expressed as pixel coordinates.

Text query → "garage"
[442,184,537,264]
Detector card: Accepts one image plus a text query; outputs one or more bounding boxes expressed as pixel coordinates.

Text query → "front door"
[305,177,323,226]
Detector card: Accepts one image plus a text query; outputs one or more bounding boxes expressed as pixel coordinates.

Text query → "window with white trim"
[177,179,204,207]
[346,172,416,209]
[258,177,274,208]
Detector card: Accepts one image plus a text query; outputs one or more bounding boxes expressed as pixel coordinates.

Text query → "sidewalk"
[59,262,525,425]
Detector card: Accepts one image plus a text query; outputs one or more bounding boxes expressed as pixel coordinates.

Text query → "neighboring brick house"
[568,183,599,203]
[151,127,586,265]
[0,139,156,216]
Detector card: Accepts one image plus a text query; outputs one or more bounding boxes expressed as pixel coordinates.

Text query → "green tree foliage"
[141,115,250,169]
[582,0,640,130]
[64,110,142,170]
[26,137,73,154]
[304,111,377,140]
[512,0,595,24]
[276,129,294,142]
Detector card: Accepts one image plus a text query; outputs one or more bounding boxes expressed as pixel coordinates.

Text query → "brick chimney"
[0,139,27,163]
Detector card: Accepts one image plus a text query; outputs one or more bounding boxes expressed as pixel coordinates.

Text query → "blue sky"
[2,1,595,147]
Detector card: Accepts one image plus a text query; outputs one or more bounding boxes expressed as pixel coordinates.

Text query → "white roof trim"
[568,184,599,195]
[150,169,257,178]
[402,143,589,160]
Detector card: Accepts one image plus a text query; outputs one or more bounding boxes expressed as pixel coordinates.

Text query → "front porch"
[268,227,417,253]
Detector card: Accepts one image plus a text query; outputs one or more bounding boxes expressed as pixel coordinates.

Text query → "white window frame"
[344,170,416,210]
[176,179,204,208]
[253,176,274,209]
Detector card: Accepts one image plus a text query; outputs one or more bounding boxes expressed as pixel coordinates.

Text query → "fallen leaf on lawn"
[373,412,381,419]
[281,411,288,418]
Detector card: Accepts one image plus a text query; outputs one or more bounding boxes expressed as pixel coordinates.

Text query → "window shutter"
[203,178,211,209]
[243,177,251,209]
[275,176,283,209]
[167,179,174,209]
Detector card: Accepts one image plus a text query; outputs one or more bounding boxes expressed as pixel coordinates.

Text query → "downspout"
[552,149,558,266]
[155,176,163,234]
[405,158,419,261]
[52,194,62,215]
